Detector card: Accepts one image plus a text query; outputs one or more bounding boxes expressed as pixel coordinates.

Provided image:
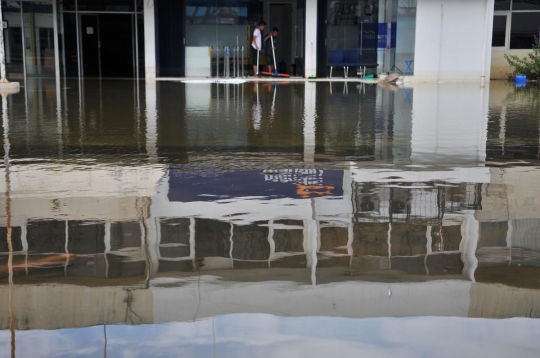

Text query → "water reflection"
[1,79,540,355]
[1,315,539,358]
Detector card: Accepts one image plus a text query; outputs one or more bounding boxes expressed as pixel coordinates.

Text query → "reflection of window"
[492,15,507,47]
[510,12,540,49]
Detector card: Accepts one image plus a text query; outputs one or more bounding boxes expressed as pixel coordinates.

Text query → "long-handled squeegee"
[258,36,290,78]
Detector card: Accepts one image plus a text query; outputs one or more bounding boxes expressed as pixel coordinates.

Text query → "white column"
[304,0,317,78]
[414,0,494,83]
[144,0,157,80]
[481,0,495,87]
[52,0,61,81]
[303,82,316,163]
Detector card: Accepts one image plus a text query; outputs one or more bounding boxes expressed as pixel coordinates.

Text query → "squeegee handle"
[271,36,277,73]
[257,49,260,76]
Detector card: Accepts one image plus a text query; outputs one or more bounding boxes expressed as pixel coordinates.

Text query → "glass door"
[2,1,24,78]
[296,0,305,77]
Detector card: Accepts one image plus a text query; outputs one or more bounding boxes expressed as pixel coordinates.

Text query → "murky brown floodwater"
[1,79,540,357]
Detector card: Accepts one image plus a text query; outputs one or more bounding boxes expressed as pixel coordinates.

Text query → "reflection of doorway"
[80,14,135,77]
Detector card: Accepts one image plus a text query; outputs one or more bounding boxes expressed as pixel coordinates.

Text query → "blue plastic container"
[515,75,527,87]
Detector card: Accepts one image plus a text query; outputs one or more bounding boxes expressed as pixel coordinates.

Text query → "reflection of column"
[267,219,275,268]
[304,200,319,285]
[147,217,159,276]
[506,220,513,266]
[21,221,28,277]
[104,222,111,279]
[425,225,432,275]
[411,84,489,166]
[145,80,158,161]
[143,0,156,79]
[189,217,196,271]
[303,83,316,163]
[229,222,234,269]
[64,220,68,276]
[499,104,506,156]
[460,211,479,282]
[375,86,391,161]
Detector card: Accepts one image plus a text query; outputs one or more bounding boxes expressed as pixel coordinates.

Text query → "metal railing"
[211,46,245,78]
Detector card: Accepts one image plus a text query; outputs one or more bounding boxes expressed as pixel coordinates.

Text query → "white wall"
[491,49,531,79]
[414,0,494,83]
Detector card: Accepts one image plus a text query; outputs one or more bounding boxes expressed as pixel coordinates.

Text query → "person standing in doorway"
[252,21,266,76]
[264,28,279,73]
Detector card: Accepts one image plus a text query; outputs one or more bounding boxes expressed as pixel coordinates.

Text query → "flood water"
[1,79,540,357]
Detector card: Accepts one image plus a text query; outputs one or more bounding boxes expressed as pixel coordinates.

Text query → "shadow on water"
[1,79,540,356]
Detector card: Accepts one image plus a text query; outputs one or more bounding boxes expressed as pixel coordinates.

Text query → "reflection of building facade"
[3,1,540,81]
[2,80,540,330]
[3,164,540,330]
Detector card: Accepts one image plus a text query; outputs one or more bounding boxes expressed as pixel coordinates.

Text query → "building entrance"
[265,2,304,77]
[80,14,134,77]
[182,0,305,78]
[62,0,143,78]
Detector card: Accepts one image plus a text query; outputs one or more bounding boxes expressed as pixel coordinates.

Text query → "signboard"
[168,169,344,202]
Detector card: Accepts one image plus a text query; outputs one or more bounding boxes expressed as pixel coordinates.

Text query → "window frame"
[492,13,511,50]
[493,0,540,50]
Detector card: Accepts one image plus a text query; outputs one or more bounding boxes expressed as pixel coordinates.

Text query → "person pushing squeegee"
[256,28,290,78]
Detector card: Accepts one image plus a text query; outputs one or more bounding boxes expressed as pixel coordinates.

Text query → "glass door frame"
[61,0,142,79]
[2,0,60,79]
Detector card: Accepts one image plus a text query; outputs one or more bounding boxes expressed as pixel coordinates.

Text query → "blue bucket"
[515,75,527,87]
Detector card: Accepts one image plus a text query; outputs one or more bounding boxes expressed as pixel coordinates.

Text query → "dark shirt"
[265,35,277,55]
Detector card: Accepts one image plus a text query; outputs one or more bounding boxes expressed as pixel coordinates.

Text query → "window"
[492,15,508,46]
[493,0,540,49]
[512,0,540,10]
[510,12,540,48]
[495,0,511,10]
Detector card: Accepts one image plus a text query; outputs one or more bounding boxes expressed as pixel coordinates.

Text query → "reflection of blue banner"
[168,169,344,202]
[359,22,396,49]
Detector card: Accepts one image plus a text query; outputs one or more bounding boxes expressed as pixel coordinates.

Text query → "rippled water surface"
[1,79,540,357]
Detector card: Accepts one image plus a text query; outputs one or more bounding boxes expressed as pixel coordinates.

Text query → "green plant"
[504,36,540,82]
